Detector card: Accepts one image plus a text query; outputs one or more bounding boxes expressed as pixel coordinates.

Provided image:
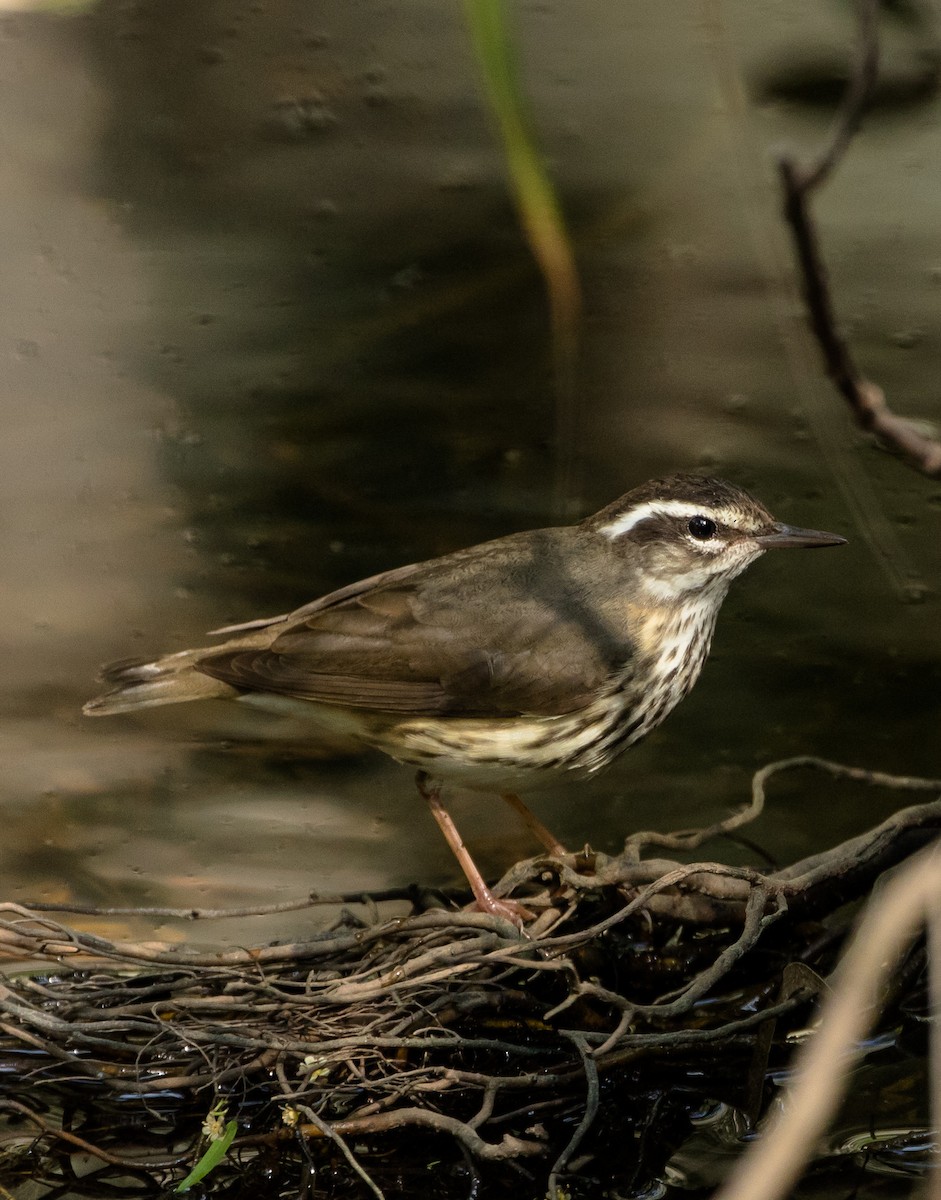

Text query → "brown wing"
[206,559,426,637]
[196,528,635,718]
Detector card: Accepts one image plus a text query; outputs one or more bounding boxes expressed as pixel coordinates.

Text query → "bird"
[85,473,845,924]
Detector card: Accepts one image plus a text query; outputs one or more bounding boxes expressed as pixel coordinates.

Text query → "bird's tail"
[83,649,235,716]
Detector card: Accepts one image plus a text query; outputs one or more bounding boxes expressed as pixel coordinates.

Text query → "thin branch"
[20,885,442,921]
[294,1105,386,1200]
[797,0,880,192]
[305,1108,546,1161]
[714,839,941,1200]
[0,755,937,1189]
[548,1032,599,1199]
[0,1098,184,1171]
[779,0,941,476]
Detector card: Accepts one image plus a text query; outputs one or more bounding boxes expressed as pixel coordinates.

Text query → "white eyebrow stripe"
[599,500,715,539]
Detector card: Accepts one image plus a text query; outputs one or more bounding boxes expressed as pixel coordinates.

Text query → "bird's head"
[584,474,846,603]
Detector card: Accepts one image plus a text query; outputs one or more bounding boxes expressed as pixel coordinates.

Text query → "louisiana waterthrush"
[86,474,845,923]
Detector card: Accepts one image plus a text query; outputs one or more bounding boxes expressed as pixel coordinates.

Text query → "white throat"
[630,591,724,731]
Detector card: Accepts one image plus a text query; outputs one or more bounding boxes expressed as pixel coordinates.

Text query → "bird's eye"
[687,515,717,540]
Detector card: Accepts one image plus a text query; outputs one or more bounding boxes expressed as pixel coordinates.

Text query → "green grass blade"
[175,1119,238,1193]
[464,0,580,325]
[464,0,582,500]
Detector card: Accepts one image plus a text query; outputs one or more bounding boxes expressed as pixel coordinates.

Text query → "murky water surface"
[0,0,938,976]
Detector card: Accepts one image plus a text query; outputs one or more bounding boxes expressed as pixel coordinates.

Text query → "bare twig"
[797,0,880,191]
[548,1032,599,1199]
[714,839,941,1200]
[303,1108,546,1161]
[779,0,941,476]
[0,756,937,1189]
[294,1105,386,1200]
[20,885,440,921]
[0,1098,184,1171]
[622,758,768,861]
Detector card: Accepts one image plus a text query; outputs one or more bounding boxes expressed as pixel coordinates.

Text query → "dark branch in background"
[779,0,941,476]
[795,0,880,193]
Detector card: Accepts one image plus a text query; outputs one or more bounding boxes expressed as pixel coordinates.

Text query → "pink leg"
[416,773,532,926]
[501,792,568,857]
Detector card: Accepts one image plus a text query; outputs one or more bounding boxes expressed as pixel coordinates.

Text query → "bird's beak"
[754,522,847,550]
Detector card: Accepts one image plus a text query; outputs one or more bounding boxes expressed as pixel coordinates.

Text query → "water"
[0,0,938,963]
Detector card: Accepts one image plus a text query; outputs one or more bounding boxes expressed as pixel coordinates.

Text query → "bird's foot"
[465,891,535,928]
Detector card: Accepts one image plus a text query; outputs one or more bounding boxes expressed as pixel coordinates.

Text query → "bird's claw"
[466,894,535,929]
